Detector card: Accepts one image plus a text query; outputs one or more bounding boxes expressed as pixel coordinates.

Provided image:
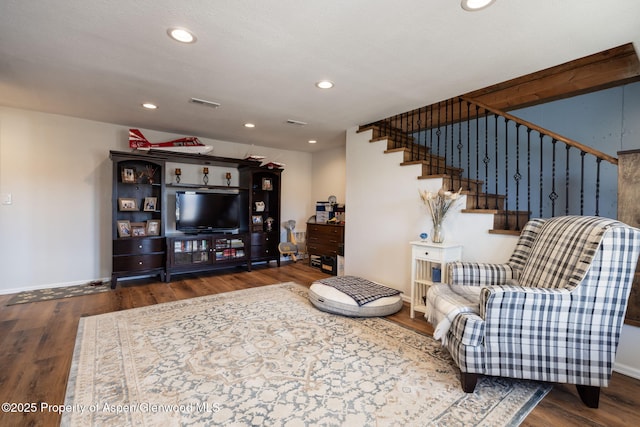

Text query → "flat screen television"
[176,191,240,233]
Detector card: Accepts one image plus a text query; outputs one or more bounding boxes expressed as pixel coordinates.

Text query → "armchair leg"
[576,384,600,408]
[460,372,478,393]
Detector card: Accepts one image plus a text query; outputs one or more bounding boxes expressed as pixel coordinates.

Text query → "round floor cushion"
[309,280,403,317]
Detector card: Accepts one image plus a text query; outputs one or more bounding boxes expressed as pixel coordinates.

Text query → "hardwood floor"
[1,262,638,426]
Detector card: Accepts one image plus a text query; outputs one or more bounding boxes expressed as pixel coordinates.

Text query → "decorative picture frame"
[252,215,263,224]
[117,220,131,238]
[118,197,138,211]
[131,223,146,237]
[143,197,157,212]
[146,219,160,236]
[121,167,136,183]
[262,177,273,191]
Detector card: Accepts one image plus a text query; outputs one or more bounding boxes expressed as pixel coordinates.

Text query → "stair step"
[462,192,506,210]
[361,124,415,146]
[365,125,446,163]
[488,229,522,236]
[371,136,419,152]
[397,145,431,159]
[401,155,446,167]
[418,174,484,194]
[464,209,529,232]
[385,147,434,163]
[371,136,420,154]
[402,159,462,176]
[386,147,421,163]
[462,208,499,214]
[491,210,531,231]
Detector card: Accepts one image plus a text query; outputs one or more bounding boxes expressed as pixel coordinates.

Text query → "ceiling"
[1,1,639,153]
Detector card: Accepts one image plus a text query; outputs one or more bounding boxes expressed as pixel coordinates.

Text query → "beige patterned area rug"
[62,283,550,426]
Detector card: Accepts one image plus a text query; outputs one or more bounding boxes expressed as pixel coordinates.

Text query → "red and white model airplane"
[129,129,213,154]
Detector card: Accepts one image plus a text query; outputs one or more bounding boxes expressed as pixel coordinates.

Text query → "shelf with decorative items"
[409,241,462,318]
[166,162,242,189]
[110,151,166,288]
[239,165,282,268]
[166,182,247,191]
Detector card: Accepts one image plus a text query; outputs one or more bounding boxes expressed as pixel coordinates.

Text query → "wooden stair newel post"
[618,149,640,326]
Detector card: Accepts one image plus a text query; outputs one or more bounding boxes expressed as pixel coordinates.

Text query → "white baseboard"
[0,277,109,295]
[613,362,640,380]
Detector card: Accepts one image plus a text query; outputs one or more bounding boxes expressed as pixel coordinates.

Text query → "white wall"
[0,107,313,293]
[311,145,346,210]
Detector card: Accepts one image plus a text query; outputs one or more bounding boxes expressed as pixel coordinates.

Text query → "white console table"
[410,241,462,319]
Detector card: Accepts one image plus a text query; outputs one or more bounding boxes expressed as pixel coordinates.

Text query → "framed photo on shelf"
[143,197,157,212]
[117,220,131,238]
[121,167,136,183]
[262,177,273,191]
[118,198,138,211]
[252,215,263,224]
[131,223,146,237]
[146,219,160,236]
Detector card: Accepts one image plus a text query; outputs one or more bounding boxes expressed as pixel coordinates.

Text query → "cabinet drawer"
[251,232,278,246]
[307,243,340,257]
[412,246,445,262]
[307,224,344,239]
[307,242,338,251]
[251,232,278,258]
[251,245,277,258]
[114,237,165,255]
[113,253,164,272]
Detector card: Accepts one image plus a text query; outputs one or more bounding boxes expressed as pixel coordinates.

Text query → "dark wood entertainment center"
[110,150,282,288]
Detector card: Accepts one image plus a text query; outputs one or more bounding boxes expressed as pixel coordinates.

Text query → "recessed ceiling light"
[167,27,197,43]
[461,0,496,11]
[142,103,158,109]
[308,140,317,144]
[315,80,334,89]
[244,123,255,128]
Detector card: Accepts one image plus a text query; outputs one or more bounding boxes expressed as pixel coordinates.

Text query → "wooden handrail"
[460,96,618,165]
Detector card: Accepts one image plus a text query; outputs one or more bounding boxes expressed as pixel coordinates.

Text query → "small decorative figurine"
[265,217,275,232]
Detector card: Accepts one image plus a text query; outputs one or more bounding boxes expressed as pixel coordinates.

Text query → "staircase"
[358,96,618,234]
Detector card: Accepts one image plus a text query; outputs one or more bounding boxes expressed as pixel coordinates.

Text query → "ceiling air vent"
[286,119,308,126]
[190,98,221,108]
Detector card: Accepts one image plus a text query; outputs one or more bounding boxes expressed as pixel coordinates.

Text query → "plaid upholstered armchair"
[425,216,640,408]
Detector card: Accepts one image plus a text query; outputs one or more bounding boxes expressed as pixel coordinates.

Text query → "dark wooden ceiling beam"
[464,43,640,111]
[382,44,640,133]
